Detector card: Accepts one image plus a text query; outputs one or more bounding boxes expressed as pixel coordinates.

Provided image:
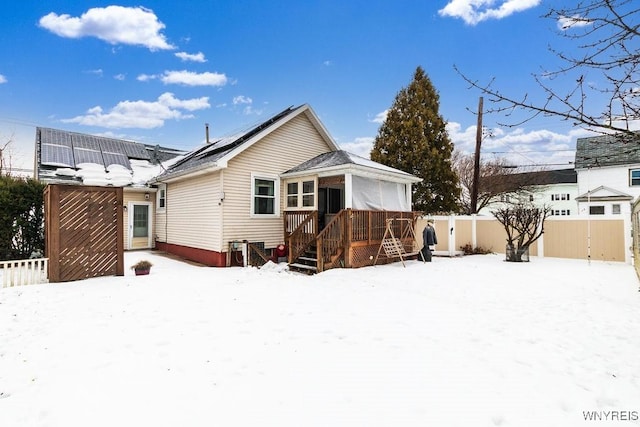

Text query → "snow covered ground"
[1,252,639,426]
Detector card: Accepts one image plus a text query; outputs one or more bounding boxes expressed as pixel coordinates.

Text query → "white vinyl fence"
[1,258,49,288]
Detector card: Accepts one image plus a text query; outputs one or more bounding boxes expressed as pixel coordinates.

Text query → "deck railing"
[285,209,421,272]
[1,258,49,288]
[285,211,318,262]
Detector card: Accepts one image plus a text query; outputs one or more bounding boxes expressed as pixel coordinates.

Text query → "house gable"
[155,104,339,183]
[575,185,633,202]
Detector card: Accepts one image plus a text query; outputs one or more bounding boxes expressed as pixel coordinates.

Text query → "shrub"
[460,243,493,255]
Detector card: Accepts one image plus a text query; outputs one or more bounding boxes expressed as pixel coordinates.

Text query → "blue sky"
[0,1,593,172]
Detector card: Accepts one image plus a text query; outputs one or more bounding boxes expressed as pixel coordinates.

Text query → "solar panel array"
[39,128,151,170]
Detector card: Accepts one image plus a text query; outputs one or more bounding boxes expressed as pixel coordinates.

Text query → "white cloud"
[369,110,388,124]
[323,60,332,66]
[438,0,541,25]
[338,137,375,159]
[557,15,592,30]
[61,92,210,129]
[242,106,263,116]
[175,51,207,62]
[137,74,156,82]
[160,70,227,86]
[114,74,125,81]
[233,96,252,105]
[38,6,174,50]
[0,74,7,84]
[85,69,103,77]
[447,122,577,167]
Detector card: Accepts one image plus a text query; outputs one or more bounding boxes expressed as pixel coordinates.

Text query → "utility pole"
[470,96,483,214]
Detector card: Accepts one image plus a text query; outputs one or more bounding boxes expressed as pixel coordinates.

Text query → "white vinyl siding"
[164,173,222,252]
[221,113,333,250]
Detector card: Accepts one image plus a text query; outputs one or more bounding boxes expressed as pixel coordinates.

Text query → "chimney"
[205,123,210,144]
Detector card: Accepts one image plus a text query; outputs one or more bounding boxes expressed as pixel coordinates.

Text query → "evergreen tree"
[371,66,460,213]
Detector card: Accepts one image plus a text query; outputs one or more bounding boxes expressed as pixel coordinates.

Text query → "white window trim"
[250,172,280,217]
[156,184,166,213]
[284,177,317,210]
[630,169,640,186]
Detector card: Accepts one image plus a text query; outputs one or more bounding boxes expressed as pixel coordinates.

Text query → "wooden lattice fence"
[45,184,124,282]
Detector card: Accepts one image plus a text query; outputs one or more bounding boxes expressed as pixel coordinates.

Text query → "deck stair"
[288,244,318,274]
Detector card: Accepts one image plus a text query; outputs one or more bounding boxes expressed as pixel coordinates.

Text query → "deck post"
[345,208,352,268]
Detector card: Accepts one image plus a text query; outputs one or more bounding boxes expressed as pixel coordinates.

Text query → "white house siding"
[221,113,334,251]
[164,173,222,251]
[543,182,579,216]
[155,210,167,243]
[479,182,579,216]
[576,165,640,216]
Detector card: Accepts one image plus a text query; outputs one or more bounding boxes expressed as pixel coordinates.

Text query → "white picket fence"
[1,258,49,288]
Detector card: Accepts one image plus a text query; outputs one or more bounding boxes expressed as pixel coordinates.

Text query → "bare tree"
[0,134,13,176]
[453,150,527,214]
[457,0,640,137]
[493,203,551,262]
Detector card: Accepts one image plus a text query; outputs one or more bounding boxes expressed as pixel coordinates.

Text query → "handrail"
[287,211,318,262]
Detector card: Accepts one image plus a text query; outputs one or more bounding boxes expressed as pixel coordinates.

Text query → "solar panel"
[71,134,102,151]
[40,128,73,147]
[99,138,126,155]
[41,143,75,167]
[74,147,104,166]
[102,152,131,170]
[122,140,151,160]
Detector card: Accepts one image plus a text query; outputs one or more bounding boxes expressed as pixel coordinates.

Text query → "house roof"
[35,127,186,187]
[574,132,640,169]
[154,104,340,182]
[281,150,421,183]
[575,185,633,202]
[480,168,576,192]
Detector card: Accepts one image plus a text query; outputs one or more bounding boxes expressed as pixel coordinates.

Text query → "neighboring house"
[150,104,421,269]
[478,168,578,216]
[574,133,640,217]
[34,127,185,251]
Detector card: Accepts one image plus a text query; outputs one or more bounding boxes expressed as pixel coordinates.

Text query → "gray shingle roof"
[284,150,417,178]
[574,132,640,169]
[480,168,576,193]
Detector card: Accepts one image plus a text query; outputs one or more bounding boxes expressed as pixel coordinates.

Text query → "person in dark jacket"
[421,219,438,262]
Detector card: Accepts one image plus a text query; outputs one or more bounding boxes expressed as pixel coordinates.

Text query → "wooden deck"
[285,209,422,273]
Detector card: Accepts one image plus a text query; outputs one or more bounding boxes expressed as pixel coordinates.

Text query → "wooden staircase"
[288,242,318,274]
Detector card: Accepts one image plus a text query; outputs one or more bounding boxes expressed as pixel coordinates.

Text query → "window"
[630,169,640,186]
[612,204,621,215]
[251,174,279,216]
[566,209,570,216]
[529,194,534,202]
[589,206,605,215]
[156,184,166,211]
[287,182,298,208]
[302,180,315,207]
[285,179,316,209]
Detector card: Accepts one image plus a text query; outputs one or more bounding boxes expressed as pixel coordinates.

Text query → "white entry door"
[128,202,153,249]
